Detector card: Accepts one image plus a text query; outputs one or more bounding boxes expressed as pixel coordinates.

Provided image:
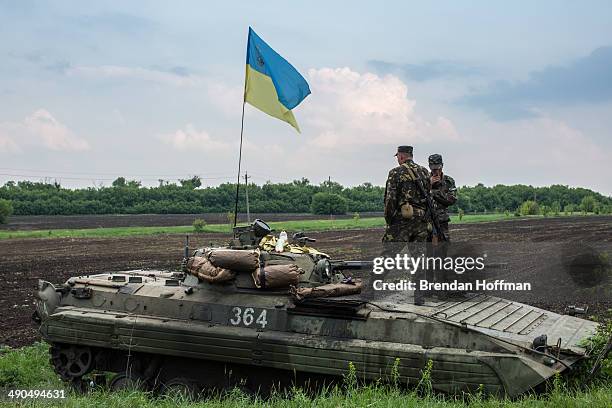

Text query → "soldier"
[383,146,431,242]
[428,154,457,241]
[381,146,431,305]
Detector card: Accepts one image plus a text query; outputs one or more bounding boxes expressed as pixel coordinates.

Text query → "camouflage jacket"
[431,174,457,223]
[384,160,430,224]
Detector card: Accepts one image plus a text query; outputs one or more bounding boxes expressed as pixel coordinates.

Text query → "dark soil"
[0,212,382,231]
[0,216,610,348]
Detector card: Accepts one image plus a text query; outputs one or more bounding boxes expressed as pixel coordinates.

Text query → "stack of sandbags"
[252,264,304,289]
[291,279,363,301]
[206,249,259,272]
[186,256,236,283]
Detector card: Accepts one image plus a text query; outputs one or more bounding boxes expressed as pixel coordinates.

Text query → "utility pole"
[244,172,251,223]
[328,176,332,220]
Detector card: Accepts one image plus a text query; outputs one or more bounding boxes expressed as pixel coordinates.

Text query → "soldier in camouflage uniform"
[381,146,431,305]
[382,146,431,242]
[428,154,457,241]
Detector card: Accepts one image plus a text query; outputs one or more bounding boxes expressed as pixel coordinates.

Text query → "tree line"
[0,178,610,219]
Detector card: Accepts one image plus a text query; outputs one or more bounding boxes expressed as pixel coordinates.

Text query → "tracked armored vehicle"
[35,220,599,397]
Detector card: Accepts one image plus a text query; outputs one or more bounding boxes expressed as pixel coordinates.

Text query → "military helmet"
[428,154,443,169]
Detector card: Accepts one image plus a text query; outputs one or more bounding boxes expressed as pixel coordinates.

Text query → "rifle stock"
[416,179,447,242]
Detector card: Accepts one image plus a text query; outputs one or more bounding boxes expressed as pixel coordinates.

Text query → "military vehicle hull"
[36,268,597,397]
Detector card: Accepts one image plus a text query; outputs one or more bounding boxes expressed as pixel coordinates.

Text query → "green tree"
[0,199,13,224]
[226,211,235,226]
[111,177,126,187]
[179,175,202,189]
[311,193,348,215]
[520,200,540,216]
[192,218,207,232]
[580,196,597,214]
[551,201,561,216]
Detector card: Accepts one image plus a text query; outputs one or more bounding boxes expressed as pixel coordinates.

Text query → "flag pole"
[233,99,245,228]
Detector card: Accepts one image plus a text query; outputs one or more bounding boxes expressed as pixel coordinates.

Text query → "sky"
[1,1,611,194]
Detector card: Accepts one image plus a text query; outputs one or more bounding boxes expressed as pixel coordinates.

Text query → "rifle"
[415,178,447,244]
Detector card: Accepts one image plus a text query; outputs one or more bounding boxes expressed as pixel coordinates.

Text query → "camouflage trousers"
[382,219,430,243]
[429,221,450,242]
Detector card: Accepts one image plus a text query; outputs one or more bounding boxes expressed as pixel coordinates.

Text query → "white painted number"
[256,310,268,328]
[229,306,241,325]
[229,307,268,328]
[243,308,254,326]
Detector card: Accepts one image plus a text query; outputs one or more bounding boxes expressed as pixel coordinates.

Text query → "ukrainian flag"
[245,27,311,132]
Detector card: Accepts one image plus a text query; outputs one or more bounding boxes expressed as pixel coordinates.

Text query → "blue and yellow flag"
[245,27,310,132]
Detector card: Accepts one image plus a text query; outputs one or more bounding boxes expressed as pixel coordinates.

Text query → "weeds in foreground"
[1,344,612,407]
[416,359,434,397]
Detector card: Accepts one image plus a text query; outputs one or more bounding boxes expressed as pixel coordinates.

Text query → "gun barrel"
[331,260,374,270]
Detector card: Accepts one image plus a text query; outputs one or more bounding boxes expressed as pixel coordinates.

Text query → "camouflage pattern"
[431,174,457,238]
[34,221,600,398]
[383,159,431,242]
[428,153,444,169]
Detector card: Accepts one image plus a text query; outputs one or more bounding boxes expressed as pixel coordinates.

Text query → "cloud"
[301,67,458,149]
[462,46,612,120]
[0,134,20,153]
[69,12,157,35]
[0,109,89,152]
[68,65,202,87]
[368,60,480,82]
[159,124,231,151]
[448,115,610,194]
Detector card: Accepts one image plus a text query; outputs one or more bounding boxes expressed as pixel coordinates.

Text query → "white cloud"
[0,133,20,153]
[0,109,89,152]
[207,81,244,117]
[159,124,231,151]
[301,67,459,149]
[68,65,203,87]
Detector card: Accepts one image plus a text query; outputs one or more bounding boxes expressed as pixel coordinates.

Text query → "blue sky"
[1,1,611,194]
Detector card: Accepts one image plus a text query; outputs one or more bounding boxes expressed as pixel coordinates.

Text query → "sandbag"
[291,279,363,301]
[252,264,303,289]
[187,256,236,283]
[207,249,259,272]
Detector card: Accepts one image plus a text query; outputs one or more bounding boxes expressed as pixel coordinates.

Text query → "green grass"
[0,213,599,241]
[0,343,611,407]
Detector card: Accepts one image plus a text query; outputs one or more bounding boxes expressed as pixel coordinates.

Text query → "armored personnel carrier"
[35,220,598,397]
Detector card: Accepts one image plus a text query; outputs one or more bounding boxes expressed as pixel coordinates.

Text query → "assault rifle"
[415,179,447,244]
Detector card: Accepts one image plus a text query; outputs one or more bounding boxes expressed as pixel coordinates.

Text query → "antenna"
[184,235,190,260]
[245,171,251,223]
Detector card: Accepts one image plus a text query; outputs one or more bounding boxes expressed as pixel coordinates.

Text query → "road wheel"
[161,377,199,400]
[50,344,93,380]
[109,372,147,392]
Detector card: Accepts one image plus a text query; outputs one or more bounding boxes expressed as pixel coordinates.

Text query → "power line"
[0,167,233,178]
[0,173,235,183]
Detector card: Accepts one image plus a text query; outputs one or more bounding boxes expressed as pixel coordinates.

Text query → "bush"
[352,212,360,221]
[458,208,464,221]
[0,199,13,224]
[564,204,575,215]
[580,196,597,213]
[192,218,207,232]
[311,193,348,215]
[226,211,235,226]
[520,200,540,216]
